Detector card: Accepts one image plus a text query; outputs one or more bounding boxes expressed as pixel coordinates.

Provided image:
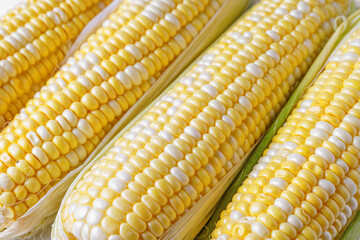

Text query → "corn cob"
[0,0,111,128]
[57,0,349,239]
[0,0,246,232]
[210,10,360,240]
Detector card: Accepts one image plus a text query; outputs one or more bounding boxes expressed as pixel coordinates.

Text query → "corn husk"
[50,0,265,238]
[0,0,252,239]
[196,9,360,240]
[52,4,360,240]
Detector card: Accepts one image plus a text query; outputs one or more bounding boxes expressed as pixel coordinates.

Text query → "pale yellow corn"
[0,0,235,230]
[211,7,360,240]
[58,0,349,239]
[0,0,111,128]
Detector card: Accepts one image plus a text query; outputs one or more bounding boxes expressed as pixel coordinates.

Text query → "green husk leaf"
[196,8,360,240]
[1,0,251,239]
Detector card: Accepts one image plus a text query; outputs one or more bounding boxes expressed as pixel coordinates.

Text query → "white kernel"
[167,106,178,115]
[175,34,187,49]
[269,177,288,190]
[72,128,87,144]
[159,130,174,142]
[349,39,360,47]
[301,99,313,108]
[125,45,142,61]
[217,234,229,240]
[32,147,49,164]
[185,185,197,201]
[274,198,293,214]
[115,71,132,90]
[109,235,122,240]
[245,63,264,78]
[303,39,314,52]
[54,7,68,22]
[184,126,201,140]
[204,164,216,178]
[298,1,311,13]
[165,13,181,30]
[349,197,358,211]
[114,153,129,163]
[143,127,157,136]
[333,128,352,144]
[266,50,280,63]
[329,137,346,153]
[339,212,347,227]
[336,158,349,173]
[266,148,278,157]
[343,177,357,195]
[93,198,110,211]
[134,62,149,80]
[275,7,288,15]
[266,30,280,41]
[215,151,226,165]
[72,221,84,239]
[344,114,360,129]
[85,53,100,65]
[180,76,196,86]
[164,144,184,160]
[287,214,303,231]
[77,119,94,138]
[47,11,61,25]
[287,153,307,165]
[341,52,359,61]
[0,173,15,191]
[141,9,158,23]
[209,99,226,114]
[173,99,183,107]
[315,147,335,163]
[243,31,252,38]
[90,226,107,240]
[222,115,235,131]
[229,210,244,222]
[344,205,352,218]
[319,179,335,195]
[290,10,303,20]
[124,132,137,141]
[116,170,133,183]
[251,222,270,239]
[170,167,189,186]
[4,35,20,50]
[26,132,42,147]
[62,109,78,127]
[185,24,198,37]
[74,205,90,220]
[282,141,298,151]
[310,128,329,140]
[239,96,252,112]
[316,121,334,134]
[322,231,332,240]
[0,60,15,78]
[108,178,127,193]
[201,84,218,97]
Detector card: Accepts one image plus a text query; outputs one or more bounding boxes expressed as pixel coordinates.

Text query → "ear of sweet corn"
[0,0,112,129]
[210,8,360,240]
[0,0,251,238]
[54,0,349,239]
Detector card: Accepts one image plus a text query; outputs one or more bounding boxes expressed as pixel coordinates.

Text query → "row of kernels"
[236,44,360,240]
[59,0,228,236]
[0,44,67,119]
[0,1,105,84]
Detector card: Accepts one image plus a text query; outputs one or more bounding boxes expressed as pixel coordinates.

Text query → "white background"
[0,0,25,16]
